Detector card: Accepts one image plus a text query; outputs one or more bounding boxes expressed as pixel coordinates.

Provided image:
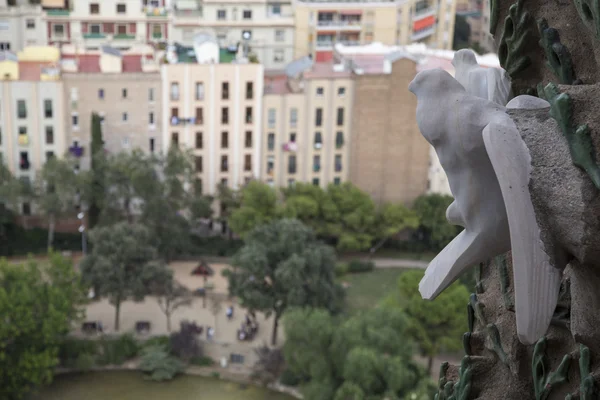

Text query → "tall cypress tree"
[87,113,104,229]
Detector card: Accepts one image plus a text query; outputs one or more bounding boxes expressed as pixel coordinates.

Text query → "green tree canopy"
[283,306,434,400]
[412,194,462,251]
[228,180,279,238]
[0,253,86,400]
[383,269,469,375]
[79,222,173,331]
[86,112,106,229]
[226,219,343,345]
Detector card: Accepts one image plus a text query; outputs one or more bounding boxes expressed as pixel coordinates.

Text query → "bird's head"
[452,49,478,69]
[409,68,465,99]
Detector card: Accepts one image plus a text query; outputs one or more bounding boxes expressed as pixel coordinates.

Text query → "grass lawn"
[340,268,420,314]
[340,250,437,262]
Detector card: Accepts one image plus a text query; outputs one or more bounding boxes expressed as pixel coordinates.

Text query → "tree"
[453,14,471,50]
[226,219,343,345]
[138,345,185,382]
[0,161,20,240]
[87,112,105,229]
[34,156,80,249]
[79,222,172,331]
[153,279,193,332]
[383,269,469,375]
[283,306,433,400]
[169,321,203,362]
[412,194,462,251]
[369,203,419,258]
[0,253,86,400]
[252,346,286,386]
[228,180,278,238]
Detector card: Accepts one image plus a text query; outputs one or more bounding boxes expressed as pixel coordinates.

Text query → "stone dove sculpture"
[409,68,562,344]
[452,49,512,106]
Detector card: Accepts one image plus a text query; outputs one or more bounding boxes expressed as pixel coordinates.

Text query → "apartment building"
[61,44,162,169]
[161,60,264,197]
[262,57,353,188]
[170,0,295,69]
[43,0,169,49]
[0,46,66,194]
[0,0,47,51]
[293,0,457,62]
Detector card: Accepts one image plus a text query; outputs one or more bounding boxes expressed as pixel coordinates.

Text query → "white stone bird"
[409,68,561,344]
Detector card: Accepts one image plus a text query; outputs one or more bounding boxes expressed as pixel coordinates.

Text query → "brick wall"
[349,58,430,206]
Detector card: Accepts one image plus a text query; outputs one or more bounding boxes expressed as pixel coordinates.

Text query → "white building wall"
[0,2,46,51]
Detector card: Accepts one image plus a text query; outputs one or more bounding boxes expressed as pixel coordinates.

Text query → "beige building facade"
[262,62,353,188]
[62,45,162,169]
[161,62,264,196]
[293,0,457,62]
[0,0,47,51]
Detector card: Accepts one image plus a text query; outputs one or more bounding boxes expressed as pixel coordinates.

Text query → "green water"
[35,371,295,400]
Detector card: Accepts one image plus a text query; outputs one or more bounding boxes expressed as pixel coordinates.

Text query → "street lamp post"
[77,212,87,255]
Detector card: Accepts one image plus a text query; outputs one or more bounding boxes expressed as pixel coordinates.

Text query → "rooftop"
[303,62,353,79]
[61,54,153,73]
[18,61,58,80]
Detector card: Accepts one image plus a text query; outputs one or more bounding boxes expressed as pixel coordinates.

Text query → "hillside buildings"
[0,0,47,51]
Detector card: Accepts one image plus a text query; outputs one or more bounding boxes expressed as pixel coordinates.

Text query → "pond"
[35,371,295,400]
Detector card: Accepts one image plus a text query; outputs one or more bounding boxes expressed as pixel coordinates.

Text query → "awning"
[413,15,435,31]
[340,10,362,15]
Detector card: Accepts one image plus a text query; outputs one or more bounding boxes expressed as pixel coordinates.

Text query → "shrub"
[334,263,348,277]
[96,334,139,366]
[346,260,375,273]
[58,338,99,368]
[170,321,202,362]
[279,368,302,387]
[74,353,96,371]
[252,346,285,385]
[190,356,215,367]
[142,335,171,352]
[139,345,185,382]
[211,372,220,379]
[0,226,82,257]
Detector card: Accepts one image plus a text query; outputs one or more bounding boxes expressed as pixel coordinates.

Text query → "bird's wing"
[482,119,562,345]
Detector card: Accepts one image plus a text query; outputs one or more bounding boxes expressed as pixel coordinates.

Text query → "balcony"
[413,6,437,20]
[174,9,202,17]
[411,24,436,40]
[69,145,84,158]
[316,40,334,49]
[338,40,360,46]
[46,9,70,16]
[83,33,106,39]
[113,34,136,40]
[145,7,169,17]
[316,19,362,30]
[152,32,163,39]
[18,135,28,146]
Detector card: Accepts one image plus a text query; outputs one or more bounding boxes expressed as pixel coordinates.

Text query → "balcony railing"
[411,25,436,40]
[152,32,163,39]
[47,9,70,16]
[83,33,106,39]
[113,34,136,40]
[316,41,334,49]
[317,19,362,28]
[338,40,360,46]
[413,6,437,19]
[174,9,202,17]
[145,7,169,17]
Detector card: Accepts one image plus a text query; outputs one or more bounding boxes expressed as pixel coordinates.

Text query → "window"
[0,42,9,50]
[245,107,253,124]
[122,112,128,122]
[195,107,203,124]
[273,49,284,62]
[98,89,104,99]
[150,138,155,152]
[149,112,155,125]
[221,107,229,124]
[22,202,31,216]
[271,4,281,15]
[221,131,229,148]
[243,10,252,19]
[337,107,344,126]
[338,87,346,96]
[288,155,297,174]
[267,155,275,175]
[26,19,35,29]
[268,108,276,128]
[90,24,101,34]
[171,132,179,146]
[195,156,203,172]
[275,29,285,42]
[171,107,179,120]
[170,82,180,101]
[44,99,53,118]
[116,3,126,13]
[90,3,100,14]
[316,87,324,96]
[148,88,155,101]
[246,82,253,99]
[17,100,26,119]
[314,132,322,149]
[267,133,275,151]
[336,131,344,148]
[72,114,79,128]
[122,136,130,147]
[315,108,322,127]
[289,133,296,142]
[46,151,54,160]
[244,154,252,171]
[313,155,321,172]
[122,88,128,98]
[221,82,229,100]
[195,82,204,100]
[195,132,203,149]
[335,154,342,172]
[45,126,54,144]
[245,131,252,148]
[221,178,228,187]
[53,24,64,37]
[221,155,228,172]
[312,178,320,186]
[334,177,341,185]
[117,24,127,35]
[19,152,29,170]
[217,9,226,20]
